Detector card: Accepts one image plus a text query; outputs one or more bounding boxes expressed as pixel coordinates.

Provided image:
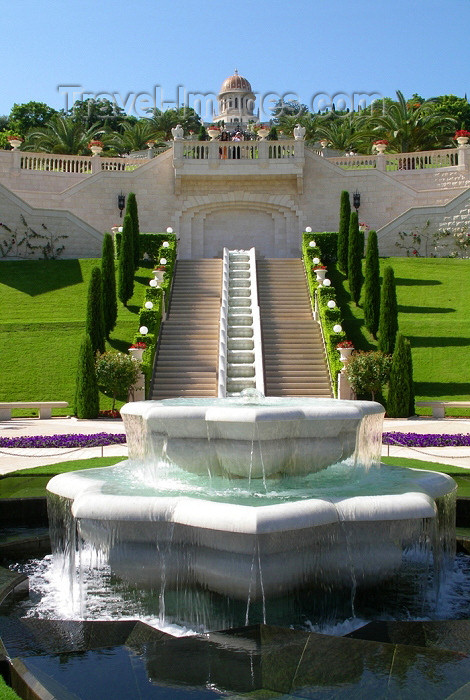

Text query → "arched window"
[235,97,238,108]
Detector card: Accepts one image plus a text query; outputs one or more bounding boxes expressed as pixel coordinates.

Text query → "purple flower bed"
[0,433,127,449]
[382,432,470,447]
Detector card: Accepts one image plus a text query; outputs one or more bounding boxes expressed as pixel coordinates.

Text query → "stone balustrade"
[176,138,301,162]
[326,147,464,172]
[4,150,150,176]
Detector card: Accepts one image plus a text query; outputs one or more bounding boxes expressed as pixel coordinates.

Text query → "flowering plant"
[382,432,470,447]
[208,125,220,130]
[313,264,327,270]
[373,139,388,145]
[337,340,354,349]
[359,222,369,231]
[7,134,23,141]
[99,409,121,419]
[88,140,104,148]
[454,129,470,138]
[0,432,126,448]
[154,265,166,271]
[146,140,155,145]
[129,342,147,349]
[254,123,269,131]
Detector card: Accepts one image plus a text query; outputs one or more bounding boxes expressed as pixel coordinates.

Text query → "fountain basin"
[120,398,384,478]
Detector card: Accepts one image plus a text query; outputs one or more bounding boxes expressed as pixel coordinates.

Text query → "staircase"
[256,259,332,397]
[150,259,222,399]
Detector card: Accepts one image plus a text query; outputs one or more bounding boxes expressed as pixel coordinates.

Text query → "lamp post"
[118,193,126,218]
[353,190,361,211]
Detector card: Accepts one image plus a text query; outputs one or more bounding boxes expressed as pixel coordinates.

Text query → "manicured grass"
[0,678,21,700]
[0,259,154,415]
[0,456,125,499]
[330,258,470,415]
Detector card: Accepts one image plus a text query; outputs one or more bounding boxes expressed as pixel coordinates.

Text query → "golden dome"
[219,70,252,93]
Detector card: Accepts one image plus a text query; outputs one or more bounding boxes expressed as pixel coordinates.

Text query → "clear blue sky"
[2,0,469,120]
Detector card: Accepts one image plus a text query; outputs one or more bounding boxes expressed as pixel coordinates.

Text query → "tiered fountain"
[47,394,457,629]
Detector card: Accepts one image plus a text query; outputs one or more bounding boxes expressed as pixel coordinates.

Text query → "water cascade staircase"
[218,248,264,397]
[149,259,222,398]
[256,259,333,397]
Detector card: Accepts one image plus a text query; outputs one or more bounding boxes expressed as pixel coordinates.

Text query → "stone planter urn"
[152,269,165,286]
[375,143,387,154]
[129,346,145,362]
[207,129,220,141]
[457,136,469,147]
[8,139,22,150]
[315,268,327,283]
[320,139,328,148]
[90,145,103,156]
[338,347,354,366]
[257,128,269,140]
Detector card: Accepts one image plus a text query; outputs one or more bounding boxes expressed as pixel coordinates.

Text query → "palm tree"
[105,120,166,155]
[369,90,456,153]
[23,115,104,154]
[315,114,374,152]
[148,107,201,140]
[276,114,319,141]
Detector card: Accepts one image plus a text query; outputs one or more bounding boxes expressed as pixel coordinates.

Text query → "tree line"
[1,91,469,155]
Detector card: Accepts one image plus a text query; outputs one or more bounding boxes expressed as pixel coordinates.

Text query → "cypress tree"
[75,334,99,418]
[118,213,134,305]
[347,211,363,305]
[407,337,415,416]
[125,192,140,269]
[337,190,350,275]
[198,125,208,141]
[363,230,380,337]
[387,334,414,417]
[86,266,105,355]
[378,265,398,355]
[101,233,118,337]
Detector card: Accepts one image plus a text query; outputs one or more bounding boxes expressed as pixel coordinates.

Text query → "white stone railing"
[217,248,230,398]
[248,247,265,396]
[17,152,149,175]
[20,153,93,174]
[326,147,462,171]
[177,138,300,162]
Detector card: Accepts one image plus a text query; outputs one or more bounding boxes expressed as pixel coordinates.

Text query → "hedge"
[302,231,338,264]
[114,232,177,260]
[302,236,345,394]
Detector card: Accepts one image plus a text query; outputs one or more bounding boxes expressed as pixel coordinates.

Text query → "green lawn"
[330,258,470,415]
[0,456,125,498]
[0,259,153,415]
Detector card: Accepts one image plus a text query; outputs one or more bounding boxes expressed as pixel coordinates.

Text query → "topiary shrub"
[363,230,380,338]
[101,233,117,337]
[345,350,392,402]
[118,213,134,305]
[86,266,105,354]
[75,334,99,418]
[378,265,398,355]
[337,190,350,275]
[347,211,363,305]
[95,351,140,410]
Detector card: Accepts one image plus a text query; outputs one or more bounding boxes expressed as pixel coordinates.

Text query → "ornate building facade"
[0,72,469,259]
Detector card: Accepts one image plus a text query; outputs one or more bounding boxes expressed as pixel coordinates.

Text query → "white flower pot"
[257,128,269,140]
[8,139,22,150]
[315,269,327,283]
[207,129,220,141]
[375,143,386,154]
[457,136,469,147]
[90,145,103,156]
[339,348,353,364]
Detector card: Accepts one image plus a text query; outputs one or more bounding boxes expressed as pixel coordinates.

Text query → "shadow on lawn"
[393,277,442,286]
[408,336,470,348]
[0,260,83,296]
[414,381,470,398]
[108,338,133,353]
[398,305,455,314]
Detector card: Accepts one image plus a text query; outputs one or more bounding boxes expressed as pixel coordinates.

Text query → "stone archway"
[176,194,302,259]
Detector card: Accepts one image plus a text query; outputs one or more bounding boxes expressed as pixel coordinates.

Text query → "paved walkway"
[0,415,469,477]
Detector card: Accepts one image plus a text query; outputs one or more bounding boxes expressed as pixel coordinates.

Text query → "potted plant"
[313,263,327,283]
[7,134,23,149]
[88,140,104,156]
[255,124,270,140]
[207,125,221,140]
[129,341,147,361]
[454,129,470,146]
[337,340,354,363]
[373,139,388,154]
